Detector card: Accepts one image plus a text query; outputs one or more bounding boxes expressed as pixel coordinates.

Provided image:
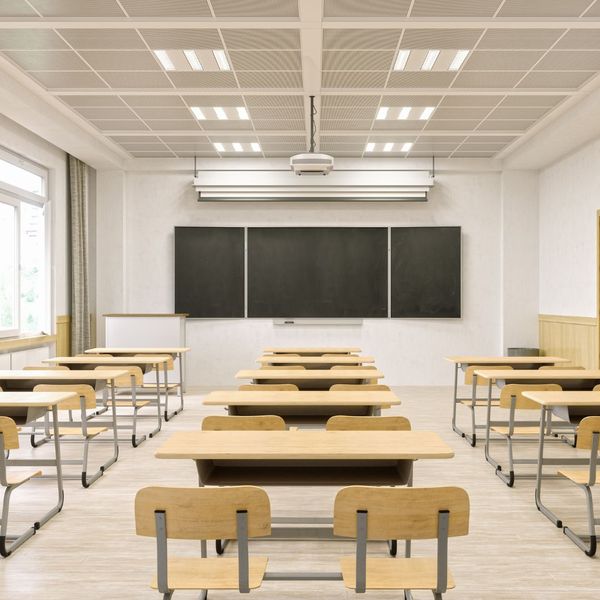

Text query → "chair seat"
[107,400,151,408]
[491,426,541,436]
[5,469,42,486]
[150,557,268,590]
[459,399,500,407]
[558,469,600,485]
[55,426,108,438]
[340,557,455,591]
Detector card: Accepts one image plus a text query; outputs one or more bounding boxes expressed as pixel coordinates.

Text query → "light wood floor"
[1,386,600,599]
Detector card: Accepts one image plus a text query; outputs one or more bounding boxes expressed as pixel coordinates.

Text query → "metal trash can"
[507,347,539,357]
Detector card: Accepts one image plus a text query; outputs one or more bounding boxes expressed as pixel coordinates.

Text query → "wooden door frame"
[597,210,600,368]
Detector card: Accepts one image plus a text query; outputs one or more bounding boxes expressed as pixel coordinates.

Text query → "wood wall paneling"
[56,314,71,356]
[539,314,599,369]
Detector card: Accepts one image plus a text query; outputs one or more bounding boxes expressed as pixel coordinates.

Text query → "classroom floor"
[1,386,599,599]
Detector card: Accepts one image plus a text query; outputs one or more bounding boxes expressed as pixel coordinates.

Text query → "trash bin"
[507,347,539,357]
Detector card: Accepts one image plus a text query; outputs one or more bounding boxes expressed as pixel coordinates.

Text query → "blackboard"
[174,227,244,318]
[391,227,461,318]
[248,227,388,318]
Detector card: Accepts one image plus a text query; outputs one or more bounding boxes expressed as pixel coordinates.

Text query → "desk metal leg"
[177,352,185,408]
[39,405,64,527]
[535,406,562,527]
[152,368,163,433]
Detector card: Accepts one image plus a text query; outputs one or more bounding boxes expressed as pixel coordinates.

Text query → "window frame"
[0,146,51,339]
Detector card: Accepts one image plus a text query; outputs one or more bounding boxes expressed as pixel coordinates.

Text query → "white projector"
[289,152,334,176]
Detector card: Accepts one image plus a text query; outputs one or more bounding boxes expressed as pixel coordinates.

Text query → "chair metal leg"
[215,538,229,555]
[0,483,37,557]
[563,484,598,557]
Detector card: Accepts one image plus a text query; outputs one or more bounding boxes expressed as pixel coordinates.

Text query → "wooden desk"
[523,391,600,550]
[445,355,569,447]
[236,368,384,391]
[264,347,361,356]
[0,391,76,554]
[0,369,128,391]
[257,355,375,369]
[203,390,399,419]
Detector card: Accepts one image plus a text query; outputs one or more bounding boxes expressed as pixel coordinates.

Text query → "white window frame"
[0,146,50,339]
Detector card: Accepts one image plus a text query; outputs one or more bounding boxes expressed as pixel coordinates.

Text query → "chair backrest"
[331,365,376,370]
[576,416,600,450]
[94,365,143,387]
[594,384,600,392]
[326,415,411,431]
[238,383,299,391]
[135,486,271,540]
[334,486,469,541]
[260,365,305,370]
[539,365,584,370]
[33,384,96,410]
[464,365,512,386]
[329,383,391,392]
[499,383,562,410]
[23,365,69,371]
[0,416,19,450]
[202,415,286,431]
[136,353,174,370]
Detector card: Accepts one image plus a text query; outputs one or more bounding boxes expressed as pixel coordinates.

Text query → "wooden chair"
[556,416,600,556]
[330,383,391,392]
[454,365,513,448]
[238,383,299,391]
[334,486,470,599]
[32,384,118,488]
[94,365,160,447]
[0,416,43,557]
[135,486,271,599]
[135,354,179,396]
[23,365,69,371]
[202,415,286,431]
[485,383,563,487]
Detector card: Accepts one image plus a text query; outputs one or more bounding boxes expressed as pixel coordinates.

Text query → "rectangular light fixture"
[213,49,231,71]
[153,50,175,71]
[237,106,250,120]
[232,142,243,152]
[365,142,375,152]
[394,49,410,71]
[421,50,440,71]
[376,107,389,120]
[184,50,203,71]
[398,107,411,120]
[383,142,394,152]
[449,49,469,71]
[213,142,225,152]
[419,106,435,120]
[401,142,413,152]
[190,106,206,120]
[214,107,228,120]
[251,143,261,152]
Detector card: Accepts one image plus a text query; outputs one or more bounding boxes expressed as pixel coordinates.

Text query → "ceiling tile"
[535,51,600,71]
[165,143,214,151]
[168,72,239,88]
[322,95,381,107]
[258,135,306,143]
[118,142,171,151]
[229,50,302,71]
[123,95,186,107]
[464,135,517,142]
[433,107,492,120]
[129,151,175,157]
[497,0,592,17]
[584,1,600,16]
[91,119,149,130]
[211,0,299,17]
[100,71,174,88]
[184,95,246,106]
[517,71,595,88]
[322,107,377,119]
[248,107,304,120]
[253,119,305,130]
[159,135,210,143]
[236,71,302,88]
[58,29,146,50]
[384,95,443,106]
[321,135,368,143]
[222,29,301,50]
[28,0,125,17]
[323,29,401,50]
[200,121,254,130]
[134,107,194,120]
[244,95,303,107]
[29,71,108,88]
[0,1,38,16]
[439,95,503,106]
[452,71,526,88]
[487,107,551,119]
[372,120,426,130]
[556,30,600,49]
[499,95,566,107]
[463,51,545,71]
[477,29,564,50]
[458,143,508,151]
[109,135,163,143]
[400,29,484,49]
[4,50,89,70]
[323,71,387,88]
[73,107,139,120]
[322,50,394,71]
[60,95,127,107]
[387,72,456,87]
[119,0,212,17]
[140,29,222,50]
[80,51,160,71]
[477,119,535,131]
[259,142,307,152]
[424,120,480,130]
[144,120,201,130]
[323,0,411,17]
[452,151,495,157]
[410,0,502,17]
[321,119,373,130]
[0,29,68,50]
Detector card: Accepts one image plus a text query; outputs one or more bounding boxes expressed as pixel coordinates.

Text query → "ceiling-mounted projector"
[290,95,333,176]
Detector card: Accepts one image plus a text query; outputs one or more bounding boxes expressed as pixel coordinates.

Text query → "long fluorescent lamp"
[213,49,231,71]
[421,50,440,71]
[394,49,410,71]
[376,107,389,120]
[184,50,203,71]
[449,49,469,71]
[214,107,228,120]
[419,107,435,120]
[190,106,206,120]
[153,50,174,71]
[398,107,411,120]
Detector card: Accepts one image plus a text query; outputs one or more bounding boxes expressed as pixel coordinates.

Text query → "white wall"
[93,160,544,386]
[539,140,600,318]
[0,114,69,325]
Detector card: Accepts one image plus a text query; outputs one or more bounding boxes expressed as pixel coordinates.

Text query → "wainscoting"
[539,314,599,369]
[56,314,71,356]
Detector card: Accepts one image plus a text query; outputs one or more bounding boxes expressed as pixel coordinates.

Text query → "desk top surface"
[0,391,78,407]
[474,369,600,380]
[45,356,169,365]
[85,347,190,354]
[156,430,453,460]
[258,355,374,364]
[264,347,361,354]
[445,356,569,365]
[0,369,129,380]
[236,369,384,380]
[523,391,600,407]
[203,390,399,406]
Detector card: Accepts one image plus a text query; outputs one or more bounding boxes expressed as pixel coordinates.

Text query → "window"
[0,148,49,338]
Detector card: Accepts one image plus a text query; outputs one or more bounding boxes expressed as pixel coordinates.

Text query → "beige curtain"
[68,155,91,355]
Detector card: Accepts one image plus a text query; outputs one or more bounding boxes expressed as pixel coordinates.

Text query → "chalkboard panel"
[175,227,244,318]
[391,227,461,318]
[248,227,388,318]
